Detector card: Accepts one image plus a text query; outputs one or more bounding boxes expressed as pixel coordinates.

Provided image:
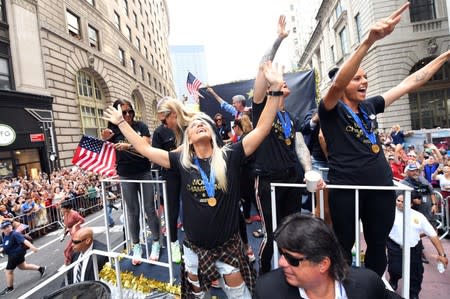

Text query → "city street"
[0,207,124,299]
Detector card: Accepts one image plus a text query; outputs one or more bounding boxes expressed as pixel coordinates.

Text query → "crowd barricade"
[433,190,450,239]
[100,175,175,285]
[270,181,414,299]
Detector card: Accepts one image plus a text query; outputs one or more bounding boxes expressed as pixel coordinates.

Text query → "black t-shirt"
[252,98,301,177]
[217,125,231,141]
[168,142,244,249]
[110,121,151,176]
[152,124,176,152]
[318,96,393,185]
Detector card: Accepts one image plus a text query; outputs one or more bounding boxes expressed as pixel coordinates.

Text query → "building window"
[153,78,157,88]
[335,1,343,19]
[330,45,335,64]
[140,66,144,80]
[114,11,120,30]
[126,25,132,41]
[86,0,95,5]
[0,57,11,90]
[339,27,349,56]
[139,1,143,14]
[133,11,138,28]
[66,10,81,39]
[150,54,154,65]
[0,0,6,22]
[147,72,151,85]
[88,25,99,49]
[144,46,148,59]
[77,70,106,137]
[146,12,149,25]
[410,0,436,22]
[355,13,362,43]
[135,37,140,51]
[118,48,125,66]
[131,93,143,121]
[141,23,145,37]
[130,57,136,74]
[122,0,129,16]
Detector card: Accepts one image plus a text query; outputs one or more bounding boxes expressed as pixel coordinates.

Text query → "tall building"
[169,45,207,101]
[299,0,450,130]
[0,0,175,178]
[282,0,321,70]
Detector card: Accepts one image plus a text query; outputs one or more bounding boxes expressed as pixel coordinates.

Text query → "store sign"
[0,124,16,146]
[30,133,45,142]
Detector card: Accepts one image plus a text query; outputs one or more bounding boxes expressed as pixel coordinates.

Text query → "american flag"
[186,72,202,95]
[72,135,117,176]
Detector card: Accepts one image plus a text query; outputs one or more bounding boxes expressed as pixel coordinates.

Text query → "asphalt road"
[0,207,124,299]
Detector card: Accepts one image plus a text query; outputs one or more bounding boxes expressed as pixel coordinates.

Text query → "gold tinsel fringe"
[99,263,181,297]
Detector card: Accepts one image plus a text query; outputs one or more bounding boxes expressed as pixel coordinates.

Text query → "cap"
[0,221,12,229]
[405,163,419,172]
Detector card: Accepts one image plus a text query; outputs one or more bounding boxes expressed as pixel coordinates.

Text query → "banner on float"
[198,69,317,128]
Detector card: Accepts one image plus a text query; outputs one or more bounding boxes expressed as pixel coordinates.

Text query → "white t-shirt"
[389,208,436,247]
[436,174,450,191]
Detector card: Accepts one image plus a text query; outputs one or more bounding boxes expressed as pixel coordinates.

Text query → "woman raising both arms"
[104,61,284,299]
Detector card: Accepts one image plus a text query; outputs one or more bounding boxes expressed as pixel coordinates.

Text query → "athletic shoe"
[39,266,47,278]
[149,242,161,261]
[131,243,143,266]
[247,246,256,263]
[0,287,14,296]
[171,241,182,264]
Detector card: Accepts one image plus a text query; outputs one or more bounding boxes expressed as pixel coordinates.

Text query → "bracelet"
[117,119,126,126]
[267,90,284,97]
[440,253,447,257]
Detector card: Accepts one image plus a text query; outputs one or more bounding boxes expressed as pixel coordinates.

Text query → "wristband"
[117,119,126,126]
[267,90,284,97]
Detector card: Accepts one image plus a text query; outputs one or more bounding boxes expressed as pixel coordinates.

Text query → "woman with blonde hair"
[105,61,284,298]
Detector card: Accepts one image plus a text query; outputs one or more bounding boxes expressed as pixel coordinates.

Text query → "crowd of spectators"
[0,167,109,239]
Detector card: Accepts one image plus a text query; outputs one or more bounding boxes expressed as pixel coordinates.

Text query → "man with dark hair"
[66,227,108,284]
[255,214,401,299]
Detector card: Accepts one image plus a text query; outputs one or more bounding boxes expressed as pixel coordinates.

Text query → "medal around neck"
[194,157,217,207]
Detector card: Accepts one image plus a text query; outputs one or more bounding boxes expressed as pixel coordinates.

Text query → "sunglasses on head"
[72,238,86,244]
[122,109,134,116]
[279,250,307,267]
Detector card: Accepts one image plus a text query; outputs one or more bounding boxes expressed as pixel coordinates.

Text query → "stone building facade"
[1,0,174,176]
[299,0,450,131]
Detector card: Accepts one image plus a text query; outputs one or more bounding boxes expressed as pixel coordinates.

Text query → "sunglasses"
[122,109,134,116]
[72,238,86,244]
[215,118,223,121]
[280,250,307,267]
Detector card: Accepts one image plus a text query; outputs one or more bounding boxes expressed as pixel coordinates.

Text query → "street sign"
[30,133,45,142]
[0,124,16,146]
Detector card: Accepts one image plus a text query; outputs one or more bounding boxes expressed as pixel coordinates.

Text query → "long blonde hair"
[157,97,196,146]
[180,113,230,192]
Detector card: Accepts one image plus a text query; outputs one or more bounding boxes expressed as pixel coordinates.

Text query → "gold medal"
[285,138,291,146]
[207,197,217,207]
[371,144,380,153]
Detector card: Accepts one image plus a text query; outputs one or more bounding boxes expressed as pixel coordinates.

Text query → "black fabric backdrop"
[198,69,317,129]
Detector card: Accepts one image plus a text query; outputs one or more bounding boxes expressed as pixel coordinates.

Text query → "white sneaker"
[132,243,142,266]
[171,241,182,264]
[150,242,161,261]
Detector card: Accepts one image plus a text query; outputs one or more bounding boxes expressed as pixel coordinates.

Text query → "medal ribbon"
[194,157,215,198]
[277,111,292,139]
[341,102,377,145]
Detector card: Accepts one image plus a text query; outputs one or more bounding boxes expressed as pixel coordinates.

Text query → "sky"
[167,0,291,85]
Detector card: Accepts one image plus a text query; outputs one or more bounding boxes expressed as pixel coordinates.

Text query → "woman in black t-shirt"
[320,3,450,277]
[101,99,160,266]
[104,62,284,298]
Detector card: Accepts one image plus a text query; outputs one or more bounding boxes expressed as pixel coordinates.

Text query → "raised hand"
[104,105,124,125]
[368,2,410,43]
[262,61,284,90]
[278,15,288,39]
